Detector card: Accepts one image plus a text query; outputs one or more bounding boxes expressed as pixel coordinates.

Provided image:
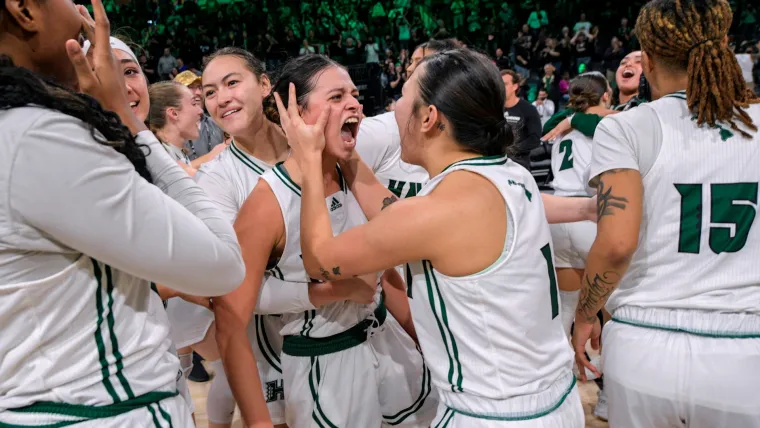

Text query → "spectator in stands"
[501,70,542,171]
[299,39,315,56]
[533,89,555,125]
[158,47,178,81]
[540,38,562,72]
[604,37,627,83]
[176,58,188,73]
[527,4,549,36]
[571,30,591,73]
[139,54,157,83]
[542,63,560,104]
[574,12,592,34]
[618,17,634,48]
[365,37,381,63]
[174,71,226,166]
[559,70,571,105]
[340,36,362,65]
[494,48,512,70]
[514,32,532,80]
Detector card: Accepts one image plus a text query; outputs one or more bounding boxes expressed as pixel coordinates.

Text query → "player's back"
[607,92,760,331]
[550,129,594,196]
[408,155,574,417]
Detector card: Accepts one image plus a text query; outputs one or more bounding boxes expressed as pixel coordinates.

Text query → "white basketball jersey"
[550,129,594,196]
[607,94,760,315]
[356,112,429,199]
[195,140,273,223]
[407,155,573,402]
[261,163,380,337]
[0,256,178,412]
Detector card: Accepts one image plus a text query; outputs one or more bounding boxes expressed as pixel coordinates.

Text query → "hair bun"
[486,118,510,146]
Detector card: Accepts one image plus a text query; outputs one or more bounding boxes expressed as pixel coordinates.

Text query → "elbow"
[598,240,637,266]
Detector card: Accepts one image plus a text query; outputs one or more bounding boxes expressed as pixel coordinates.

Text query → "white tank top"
[607,95,760,329]
[261,163,380,337]
[407,154,573,405]
[550,129,594,196]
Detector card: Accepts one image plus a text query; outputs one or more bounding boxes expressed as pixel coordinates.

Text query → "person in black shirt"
[500,70,542,171]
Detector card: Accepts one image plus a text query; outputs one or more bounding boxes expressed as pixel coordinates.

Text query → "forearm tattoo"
[577,271,621,322]
[381,195,399,211]
[319,266,343,281]
[597,172,629,218]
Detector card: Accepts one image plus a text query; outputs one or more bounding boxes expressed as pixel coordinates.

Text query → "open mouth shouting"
[340,116,360,148]
[620,68,636,80]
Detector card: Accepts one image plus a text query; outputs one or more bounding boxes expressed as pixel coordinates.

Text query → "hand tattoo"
[597,174,629,218]
[381,196,399,211]
[577,271,621,322]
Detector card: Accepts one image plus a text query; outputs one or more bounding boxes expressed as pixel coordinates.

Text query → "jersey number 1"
[540,243,560,319]
[558,140,574,171]
[675,182,758,254]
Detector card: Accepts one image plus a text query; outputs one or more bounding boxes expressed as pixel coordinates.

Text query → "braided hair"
[636,0,759,138]
[0,56,152,182]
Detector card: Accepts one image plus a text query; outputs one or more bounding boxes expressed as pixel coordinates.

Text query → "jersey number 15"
[675,182,758,254]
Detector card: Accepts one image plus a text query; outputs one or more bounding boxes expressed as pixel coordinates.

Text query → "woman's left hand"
[273,83,329,163]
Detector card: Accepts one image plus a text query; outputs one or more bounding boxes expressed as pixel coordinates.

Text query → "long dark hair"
[0,56,152,182]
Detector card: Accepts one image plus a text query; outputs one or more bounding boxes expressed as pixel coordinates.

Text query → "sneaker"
[594,388,608,421]
[187,352,211,383]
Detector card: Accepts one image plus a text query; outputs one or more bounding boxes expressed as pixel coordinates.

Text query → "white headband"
[83,37,139,64]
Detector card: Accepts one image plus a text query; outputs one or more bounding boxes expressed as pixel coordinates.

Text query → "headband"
[82,37,139,64]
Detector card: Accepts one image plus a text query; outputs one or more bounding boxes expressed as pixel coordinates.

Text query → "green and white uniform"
[0,108,244,426]
[262,159,435,428]
[549,129,596,269]
[356,112,438,427]
[589,92,760,427]
[407,155,584,427]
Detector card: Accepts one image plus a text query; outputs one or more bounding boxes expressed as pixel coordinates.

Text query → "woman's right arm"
[213,180,280,428]
[11,113,243,295]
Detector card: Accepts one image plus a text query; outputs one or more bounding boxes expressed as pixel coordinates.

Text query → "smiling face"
[615,50,642,95]
[175,85,204,141]
[202,55,270,138]
[114,49,150,122]
[299,66,361,161]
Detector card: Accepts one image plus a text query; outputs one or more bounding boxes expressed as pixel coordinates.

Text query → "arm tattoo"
[597,173,629,218]
[381,196,399,211]
[577,271,621,322]
[318,266,343,281]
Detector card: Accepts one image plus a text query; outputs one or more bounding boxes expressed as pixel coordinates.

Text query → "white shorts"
[374,315,438,427]
[603,317,760,428]
[429,384,584,427]
[549,220,596,269]
[248,314,286,425]
[282,313,437,427]
[0,393,193,428]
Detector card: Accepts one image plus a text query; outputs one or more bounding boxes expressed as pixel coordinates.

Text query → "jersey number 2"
[540,243,560,319]
[558,140,574,171]
[675,182,758,254]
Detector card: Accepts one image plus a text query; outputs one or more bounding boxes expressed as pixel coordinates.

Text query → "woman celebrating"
[549,72,613,339]
[283,49,584,427]
[572,0,760,426]
[148,81,204,174]
[222,54,436,428]
[0,0,243,425]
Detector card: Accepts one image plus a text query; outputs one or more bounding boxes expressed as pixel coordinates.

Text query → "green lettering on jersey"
[388,180,423,198]
[675,182,758,254]
[558,139,574,171]
[507,179,533,201]
[690,114,734,141]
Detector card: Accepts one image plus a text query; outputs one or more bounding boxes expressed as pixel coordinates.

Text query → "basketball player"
[219,54,438,428]
[286,49,584,427]
[572,0,760,426]
[181,47,377,428]
[361,40,598,228]
[541,50,644,142]
[148,81,204,173]
[0,0,243,425]
[549,72,613,341]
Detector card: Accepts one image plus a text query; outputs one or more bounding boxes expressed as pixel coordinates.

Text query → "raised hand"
[65,0,145,134]
[272,82,330,164]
